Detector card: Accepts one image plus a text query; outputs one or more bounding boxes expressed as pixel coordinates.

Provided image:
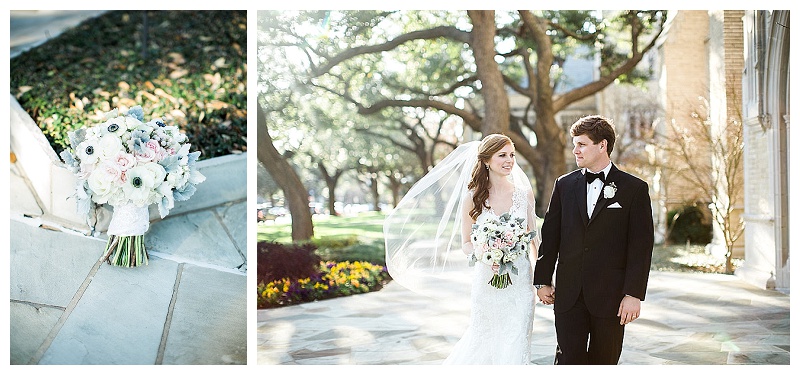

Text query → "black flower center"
[108,123,119,132]
[155,120,166,127]
[85,145,94,155]
[132,176,143,188]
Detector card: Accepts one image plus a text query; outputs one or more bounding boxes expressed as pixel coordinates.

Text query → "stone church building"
[652,10,789,291]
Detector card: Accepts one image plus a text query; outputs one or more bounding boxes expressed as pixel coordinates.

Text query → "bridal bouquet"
[60,106,205,267]
[468,212,534,289]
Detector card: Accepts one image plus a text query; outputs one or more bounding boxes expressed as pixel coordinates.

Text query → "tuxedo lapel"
[575,172,589,227]
[589,193,607,223]
[588,165,619,225]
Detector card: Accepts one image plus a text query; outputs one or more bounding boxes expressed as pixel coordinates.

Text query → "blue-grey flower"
[60,150,80,171]
[129,129,150,153]
[173,183,197,202]
[127,106,144,122]
[67,128,86,147]
[159,154,181,173]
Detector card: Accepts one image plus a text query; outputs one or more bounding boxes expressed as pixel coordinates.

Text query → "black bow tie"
[586,171,605,184]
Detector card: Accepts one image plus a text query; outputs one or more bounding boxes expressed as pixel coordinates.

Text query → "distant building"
[647,10,789,291]
[736,10,790,291]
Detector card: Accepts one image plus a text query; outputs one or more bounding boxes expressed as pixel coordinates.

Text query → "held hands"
[537,285,555,305]
[618,295,641,325]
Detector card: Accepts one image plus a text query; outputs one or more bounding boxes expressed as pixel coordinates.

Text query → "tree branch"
[310,25,470,77]
[553,13,665,112]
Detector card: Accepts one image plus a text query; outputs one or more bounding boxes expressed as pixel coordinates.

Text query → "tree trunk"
[533,114,569,217]
[257,106,314,241]
[369,175,381,212]
[468,10,510,134]
[387,173,402,208]
[318,161,342,216]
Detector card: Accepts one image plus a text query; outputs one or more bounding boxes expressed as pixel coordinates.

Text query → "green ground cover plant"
[10,10,247,160]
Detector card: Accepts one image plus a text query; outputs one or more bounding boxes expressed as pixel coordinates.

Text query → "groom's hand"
[536,286,555,305]
[618,295,641,325]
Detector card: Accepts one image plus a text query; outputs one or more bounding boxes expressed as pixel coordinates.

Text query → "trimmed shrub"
[666,204,713,245]
[257,241,320,285]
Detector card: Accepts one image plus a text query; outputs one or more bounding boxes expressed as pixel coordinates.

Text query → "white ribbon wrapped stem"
[107,204,150,236]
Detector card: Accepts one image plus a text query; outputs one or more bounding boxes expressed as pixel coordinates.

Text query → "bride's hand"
[462,242,475,256]
[491,263,499,273]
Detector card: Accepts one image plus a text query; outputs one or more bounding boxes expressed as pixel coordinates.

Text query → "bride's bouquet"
[468,212,534,289]
[60,106,205,267]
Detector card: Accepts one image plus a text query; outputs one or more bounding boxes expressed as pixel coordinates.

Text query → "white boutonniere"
[603,182,617,199]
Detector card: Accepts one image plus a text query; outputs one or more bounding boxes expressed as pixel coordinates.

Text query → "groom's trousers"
[553,291,625,365]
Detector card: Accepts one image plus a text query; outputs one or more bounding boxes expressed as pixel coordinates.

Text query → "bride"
[384,134,540,365]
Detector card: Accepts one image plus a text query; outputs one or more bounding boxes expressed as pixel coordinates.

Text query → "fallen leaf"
[140,91,159,102]
[207,100,229,110]
[154,88,178,104]
[169,69,189,79]
[167,52,186,64]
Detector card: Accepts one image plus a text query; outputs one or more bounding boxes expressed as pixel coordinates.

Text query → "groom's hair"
[570,115,616,156]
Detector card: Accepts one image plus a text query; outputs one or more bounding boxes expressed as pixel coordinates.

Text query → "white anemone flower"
[100,117,128,138]
[77,139,100,165]
[123,165,159,206]
[480,251,494,266]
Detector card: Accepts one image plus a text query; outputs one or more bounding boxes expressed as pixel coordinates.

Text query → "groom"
[533,115,654,365]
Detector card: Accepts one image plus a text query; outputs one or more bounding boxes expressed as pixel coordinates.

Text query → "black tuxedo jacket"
[533,164,654,317]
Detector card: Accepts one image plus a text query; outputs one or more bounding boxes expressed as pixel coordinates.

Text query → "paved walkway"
[8,10,247,365]
[9,10,107,58]
[9,156,247,366]
[257,270,789,365]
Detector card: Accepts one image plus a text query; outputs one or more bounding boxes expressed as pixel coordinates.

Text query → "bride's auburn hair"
[467,133,513,220]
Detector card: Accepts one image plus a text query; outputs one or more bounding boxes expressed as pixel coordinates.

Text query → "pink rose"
[135,140,163,163]
[113,152,137,171]
[98,159,125,185]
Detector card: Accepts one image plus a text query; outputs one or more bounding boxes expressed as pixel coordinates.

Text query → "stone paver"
[161,264,247,365]
[257,271,789,365]
[146,207,246,270]
[9,162,42,217]
[38,260,179,365]
[9,301,63,365]
[10,205,248,365]
[9,219,105,307]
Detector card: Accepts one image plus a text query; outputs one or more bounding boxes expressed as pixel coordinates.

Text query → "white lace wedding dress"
[443,186,535,365]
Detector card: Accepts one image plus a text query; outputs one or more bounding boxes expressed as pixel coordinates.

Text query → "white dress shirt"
[585,163,612,218]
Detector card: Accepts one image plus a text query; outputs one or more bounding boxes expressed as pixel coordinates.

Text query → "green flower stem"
[103,235,149,267]
[488,273,512,289]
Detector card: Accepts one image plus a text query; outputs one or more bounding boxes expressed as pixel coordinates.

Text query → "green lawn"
[257,212,387,243]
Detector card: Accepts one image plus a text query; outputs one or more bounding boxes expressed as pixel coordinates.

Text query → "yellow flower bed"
[257,260,389,309]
